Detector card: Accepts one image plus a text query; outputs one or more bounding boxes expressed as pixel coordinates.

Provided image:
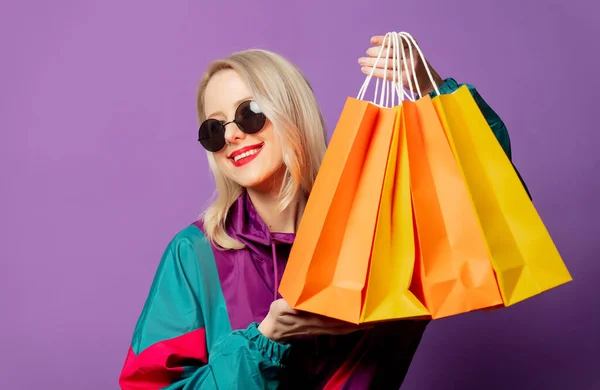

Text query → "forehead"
[203,69,253,118]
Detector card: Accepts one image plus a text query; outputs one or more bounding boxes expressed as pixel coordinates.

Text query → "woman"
[119,35,519,389]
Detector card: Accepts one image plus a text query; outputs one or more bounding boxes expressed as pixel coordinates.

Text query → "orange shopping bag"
[279,35,399,323]
[403,96,503,319]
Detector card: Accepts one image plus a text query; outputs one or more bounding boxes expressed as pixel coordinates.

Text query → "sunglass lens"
[198,119,226,152]
[236,101,266,134]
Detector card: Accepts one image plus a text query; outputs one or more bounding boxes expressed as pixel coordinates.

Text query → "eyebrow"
[206,97,253,119]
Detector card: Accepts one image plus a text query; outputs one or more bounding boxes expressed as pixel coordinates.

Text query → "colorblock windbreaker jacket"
[119,78,527,389]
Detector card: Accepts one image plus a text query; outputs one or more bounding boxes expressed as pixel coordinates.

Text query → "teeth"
[233,147,261,162]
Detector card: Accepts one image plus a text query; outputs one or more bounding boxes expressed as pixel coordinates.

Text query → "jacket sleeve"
[119,233,289,390]
[431,78,532,198]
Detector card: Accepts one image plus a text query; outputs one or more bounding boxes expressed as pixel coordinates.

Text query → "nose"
[223,121,246,145]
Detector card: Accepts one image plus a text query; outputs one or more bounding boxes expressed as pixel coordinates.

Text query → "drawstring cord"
[271,241,279,301]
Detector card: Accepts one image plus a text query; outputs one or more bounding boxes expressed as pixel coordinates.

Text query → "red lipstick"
[228,143,264,167]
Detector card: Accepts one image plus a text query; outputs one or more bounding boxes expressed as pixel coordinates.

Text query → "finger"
[365,47,412,65]
[361,66,406,81]
[366,44,398,59]
[291,312,338,327]
[366,43,415,60]
[370,35,385,45]
[370,34,411,48]
[271,299,298,316]
[359,56,409,69]
[309,314,364,329]
[367,37,409,52]
[276,313,301,326]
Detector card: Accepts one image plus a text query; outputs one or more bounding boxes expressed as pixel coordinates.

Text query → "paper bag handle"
[397,32,441,97]
[357,32,405,107]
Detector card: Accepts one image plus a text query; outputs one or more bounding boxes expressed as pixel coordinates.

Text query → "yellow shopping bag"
[360,107,430,322]
[432,86,573,306]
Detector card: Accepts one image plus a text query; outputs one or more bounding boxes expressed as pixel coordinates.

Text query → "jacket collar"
[226,191,296,247]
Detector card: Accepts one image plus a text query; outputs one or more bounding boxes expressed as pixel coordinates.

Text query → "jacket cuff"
[429,77,459,97]
[242,322,291,366]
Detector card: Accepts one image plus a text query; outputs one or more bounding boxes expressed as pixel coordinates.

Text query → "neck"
[247,181,306,234]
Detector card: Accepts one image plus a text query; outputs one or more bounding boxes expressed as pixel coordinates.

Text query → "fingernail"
[370,36,377,44]
[358,57,366,65]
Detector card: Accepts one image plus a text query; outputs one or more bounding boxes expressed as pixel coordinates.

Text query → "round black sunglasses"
[198,100,267,152]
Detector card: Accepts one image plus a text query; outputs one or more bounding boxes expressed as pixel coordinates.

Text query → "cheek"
[213,152,228,165]
[212,153,232,175]
[265,132,283,162]
[269,146,284,166]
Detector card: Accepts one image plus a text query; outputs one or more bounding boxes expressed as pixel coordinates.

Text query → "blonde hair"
[196,49,327,250]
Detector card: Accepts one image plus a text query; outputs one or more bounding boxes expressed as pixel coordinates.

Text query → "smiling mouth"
[232,146,261,162]
[228,143,264,167]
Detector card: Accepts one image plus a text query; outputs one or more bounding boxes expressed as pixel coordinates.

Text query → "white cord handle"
[378,35,393,107]
[357,32,403,107]
[394,33,416,102]
[391,32,407,104]
[357,31,438,105]
[397,32,441,96]
[386,33,415,104]
[384,34,410,106]
[389,31,398,108]
[357,32,390,103]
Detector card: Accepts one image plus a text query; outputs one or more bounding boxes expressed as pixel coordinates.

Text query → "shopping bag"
[403,96,504,319]
[360,107,430,322]
[431,86,573,305]
[280,33,405,324]
[278,99,396,324]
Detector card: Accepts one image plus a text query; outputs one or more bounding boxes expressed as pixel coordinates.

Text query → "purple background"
[1,0,598,389]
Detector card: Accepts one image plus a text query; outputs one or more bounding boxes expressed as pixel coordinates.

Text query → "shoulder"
[170,220,205,243]
[154,222,216,286]
[130,223,223,354]
[158,223,232,341]
[167,221,210,255]
[139,222,222,318]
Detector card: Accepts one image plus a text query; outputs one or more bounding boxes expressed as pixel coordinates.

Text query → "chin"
[235,174,274,190]
[232,166,285,192]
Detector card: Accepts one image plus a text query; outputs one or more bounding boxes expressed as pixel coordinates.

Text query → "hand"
[358,34,444,96]
[258,299,370,343]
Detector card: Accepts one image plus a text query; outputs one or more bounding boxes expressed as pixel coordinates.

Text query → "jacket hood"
[226,191,296,249]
